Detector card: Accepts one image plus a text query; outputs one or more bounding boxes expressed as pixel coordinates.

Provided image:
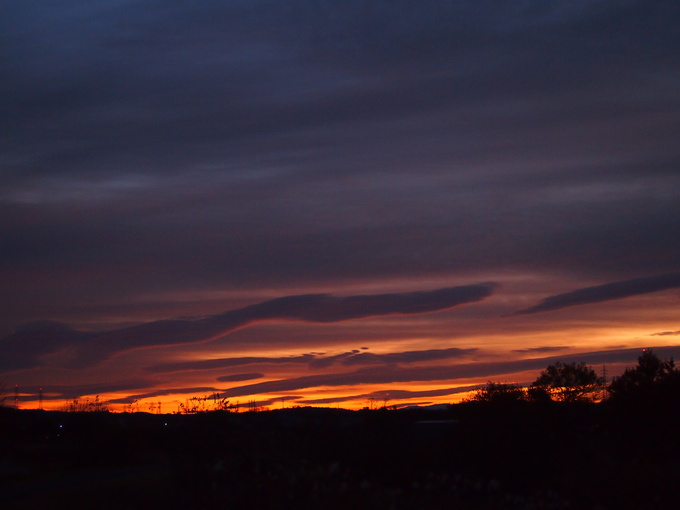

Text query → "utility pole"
[15,385,19,409]
[39,388,43,410]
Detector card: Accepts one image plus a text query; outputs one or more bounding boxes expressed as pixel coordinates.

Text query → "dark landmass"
[1,400,678,509]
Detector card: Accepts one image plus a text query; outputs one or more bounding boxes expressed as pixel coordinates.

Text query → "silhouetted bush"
[466,381,527,404]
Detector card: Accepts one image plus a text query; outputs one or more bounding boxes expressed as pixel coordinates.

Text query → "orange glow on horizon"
[9,303,679,414]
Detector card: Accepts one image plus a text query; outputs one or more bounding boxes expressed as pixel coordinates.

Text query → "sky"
[2,0,679,411]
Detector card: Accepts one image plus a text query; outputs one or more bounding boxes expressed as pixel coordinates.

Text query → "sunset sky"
[2,1,679,411]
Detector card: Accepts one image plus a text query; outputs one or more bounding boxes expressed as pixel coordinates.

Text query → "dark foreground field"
[1,400,678,509]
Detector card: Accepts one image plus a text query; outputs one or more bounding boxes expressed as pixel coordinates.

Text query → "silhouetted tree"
[609,349,680,400]
[530,362,603,402]
[468,382,527,403]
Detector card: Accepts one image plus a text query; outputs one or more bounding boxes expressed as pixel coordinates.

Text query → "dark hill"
[1,402,678,509]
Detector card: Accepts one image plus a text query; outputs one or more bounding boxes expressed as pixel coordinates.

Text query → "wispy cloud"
[148,355,316,374]
[512,346,571,354]
[651,330,680,336]
[0,284,495,371]
[214,373,265,383]
[340,348,477,366]
[150,347,477,374]
[512,273,680,315]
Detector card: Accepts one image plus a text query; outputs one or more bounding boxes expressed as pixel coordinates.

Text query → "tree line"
[469,349,680,404]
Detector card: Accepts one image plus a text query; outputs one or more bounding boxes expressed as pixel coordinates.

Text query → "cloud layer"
[513,273,680,315]
[2,1,679,337]
[2,2,679,408]
[0,284,493,372]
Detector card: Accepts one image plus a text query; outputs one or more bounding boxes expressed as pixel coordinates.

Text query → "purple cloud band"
[512,272,680,315]
[0,283,495,371]
[150,347,477,374]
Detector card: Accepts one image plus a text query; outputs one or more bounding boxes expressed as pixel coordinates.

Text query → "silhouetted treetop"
[530,362,603,403]
[609,349,680,400]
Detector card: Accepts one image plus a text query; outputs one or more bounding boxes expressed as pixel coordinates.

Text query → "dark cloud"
[149,355,316,374]
[651,331,680,337]
[0,284,493,371]
[149,347,476,374]
[306,350,361,369]
[216,373,265,383]
[0,321,95,371]
[512,346,571,354]
[340,348,478,366]
[308,347,478,369]
[512,273,680,315]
